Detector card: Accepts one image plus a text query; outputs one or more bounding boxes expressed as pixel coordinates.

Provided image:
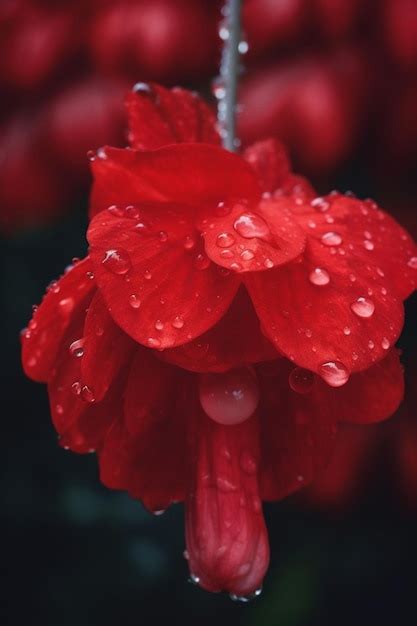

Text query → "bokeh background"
[2,1,417,624]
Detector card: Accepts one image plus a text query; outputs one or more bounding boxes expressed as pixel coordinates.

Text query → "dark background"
[2,1,417,625]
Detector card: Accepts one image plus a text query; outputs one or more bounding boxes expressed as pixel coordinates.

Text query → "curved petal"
[203,196,306,273]
[335,349,404,424]
[126,82,219,150]
[246,227,405,374]
[81,291,135,401]
[21,257,96,382]
[160,287,280,373]
[88,205,240,349]
[243,138,291,194]
[48,311,124,454]
[257,359,337,501]
[89,144,261,218]
[99,350,189,512]
[186,409,269,597]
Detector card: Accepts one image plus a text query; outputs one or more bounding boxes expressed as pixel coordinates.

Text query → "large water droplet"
[217,232,235,248]
[321,232,342,246]
[234,213,270,239]
[199,367,259,425]
[69,339,85,358]
[289,367,315,393]
[102,249,132,275]
[318,361,350,387]
[351,297,375,318]
[309,268,330,286]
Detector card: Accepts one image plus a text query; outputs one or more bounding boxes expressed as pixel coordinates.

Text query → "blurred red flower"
[22,85,416,597]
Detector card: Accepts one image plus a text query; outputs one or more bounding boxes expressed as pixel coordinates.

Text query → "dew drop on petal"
[408,256,417,269]
[147,337,161,348]
[107,204,125,217]
[321,232,342,246]
[158,231,168,242]
[59,297,75,315]
[311,197,330,212]
[155,320,164,331]
[194,253,211,270]
[382,337,390,350]
[217,232,235,247]
[172,316,184,329]
[241,249,255,261]
[234,213,270,239]
[220,249,234,259]
[351,297,375,318]
[363,240,374,251]
[199,367,260,425]
[318,361,350,387]
[71,381,82,396]
[81,385,95,403]
[230,588,262,603]
[368,340,375,349]
[343,326,351,336]
[129,294,141,309]
[309,267,330,286]
[102,249,132,275]
[69,339,85,358]
[289,367,315,394]
[183,235,196,250]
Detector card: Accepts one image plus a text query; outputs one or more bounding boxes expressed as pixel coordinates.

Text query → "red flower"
[22,84,416,598]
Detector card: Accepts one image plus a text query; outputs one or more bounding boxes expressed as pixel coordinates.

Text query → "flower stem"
[218,0,242,152]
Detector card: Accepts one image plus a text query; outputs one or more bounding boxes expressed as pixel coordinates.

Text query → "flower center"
[199,367,260,425]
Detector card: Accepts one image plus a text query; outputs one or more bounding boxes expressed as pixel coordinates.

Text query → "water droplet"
[147,337,161,348]
[382,337,390,350]
[368,340,375,349]
[408,256,417,269]
[343,327,351,336]
[234,213,270,239]
[230,588,262,603]
[81,385,95,403]
[240,249,255,261]
[172,316,184,329]
[217,232,235,247]
[144,270,152,280]
[199,367,259,425]
[183,235,196,250]
[264,258,274,268]
[363,240,374,251]
[108,204,125,217]
[309,268,330,286]
[132,82,158,102]
[56,404,64,416]
[321,232,342,246]
[238,40,249,54]
[58,297,74,315]
[155,320,164,331]
[289,368,315,393]
[69,339,85,358]
[311,197,330,212]
[86,271,95,280]
[189,573,200,585]
[220,249,234,259]
[351,297,375,318]
[194,253,211,270]
[129,294,141,309]
[319,361,350,387]
[71,381,82,396]
[230,262,242,271]
[47,280,60,294]
[158,231,168,242]
[102,249,132,275]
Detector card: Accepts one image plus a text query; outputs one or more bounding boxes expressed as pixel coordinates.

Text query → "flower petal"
[21,257,95,382]
[246,199,408,373]
[334,348,404,424]
[89,144,261,218]
[81,291,135,401]
[257,359,337,500]
[186,410,269,596]
[160,287,280,372]
[88,205,240,348]
[243,138,291,193]
[99,350,189,511]
[203,196,306,273]
[126,82,219,150]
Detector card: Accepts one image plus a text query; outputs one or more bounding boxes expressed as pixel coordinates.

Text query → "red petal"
[99,350,189,511]
[88,205,240,349]
[21,258,95,382]
[257,359,337,500]
[89,144,261,219]
[186,410,269,596]
[203,196,305,273]
[48,312,123,454]
[160,287,280,372]
[243,138,291,193]
[81,291,135,401]
[246,194,414,374]
[334,349,404,424]
[126,82,219,150]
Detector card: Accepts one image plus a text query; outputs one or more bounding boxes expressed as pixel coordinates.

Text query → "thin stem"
[218,0,242,152]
